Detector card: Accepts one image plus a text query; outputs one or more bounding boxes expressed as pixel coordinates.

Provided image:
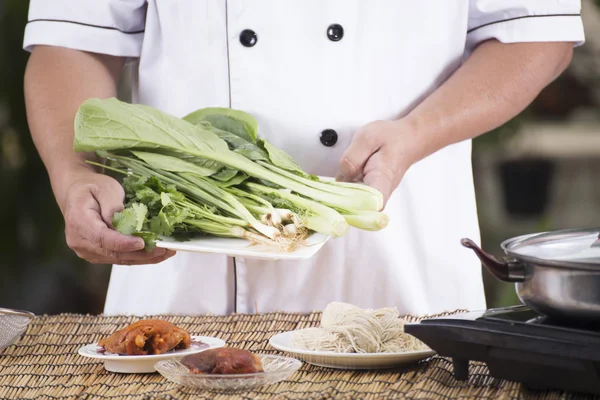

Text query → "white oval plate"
[269,330,435,370]
[156,232,330,260]
[78,336,226,373]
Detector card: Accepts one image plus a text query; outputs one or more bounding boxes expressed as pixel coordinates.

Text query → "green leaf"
[210,126,268,161]
[164,187,186,203]
[185,116,268,162]
[133,187,161,207]
[150,200,191,237]
[211,168,239,182]
[213,172,249,188]
[257,139,307,177]
[257,178,281,189]
[219,133,268,161]
[112,202,148,235]
[119,174,166,212]
[165,204,190,225]
[131,203,148,231]
[141,176,167,193]
[182,108,268,161]
[112,210,138,236]
[150,211,173,236]
[131,151,219,176]
[122,174,148,195]
[160,192,172,207]
[75,98,231,157]
[149,149,226,174]
[261,193,300,213]
[183,107,258,143]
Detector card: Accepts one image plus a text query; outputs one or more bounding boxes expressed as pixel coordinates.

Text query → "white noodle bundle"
[290,327,354,353]
[292,302,429,353]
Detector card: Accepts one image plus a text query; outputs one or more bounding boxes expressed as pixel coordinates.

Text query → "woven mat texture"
[0,312,598,400]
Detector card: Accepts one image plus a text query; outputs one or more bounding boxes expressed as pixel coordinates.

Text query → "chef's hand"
[62,171,176,265]
[336,119,413,207]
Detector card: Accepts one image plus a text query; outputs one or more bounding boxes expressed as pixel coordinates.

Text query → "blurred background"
[1,0,600,315]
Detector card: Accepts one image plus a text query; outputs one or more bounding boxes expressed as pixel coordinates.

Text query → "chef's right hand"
[61,171,175,265]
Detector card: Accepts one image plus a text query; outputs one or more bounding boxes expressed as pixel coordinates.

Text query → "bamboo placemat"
[0,312,597,400]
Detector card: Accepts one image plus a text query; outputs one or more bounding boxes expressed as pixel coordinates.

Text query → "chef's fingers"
[75,237,170,260]
[113,250,177,266]
[74,248,176,266]
[363,169,394,205]
[64,180,145,253]
[65,196,145,253]
[71,210,145,253]
[90,179,127,228]
[361,150,395,205]
[336,127,381,182]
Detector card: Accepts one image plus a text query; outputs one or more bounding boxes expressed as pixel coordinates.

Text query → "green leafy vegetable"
[210,167,239,182]
[209,125,268,161]
[257,139,307,176]
[76,98,382,211]
[75,98,390,252]
[213,172,249,188]
[183,107,259,143]
[112,202,147,235]
[131,151,218,177]
[184,107,310,176]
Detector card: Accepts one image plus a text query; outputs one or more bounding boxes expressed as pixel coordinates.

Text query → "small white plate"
[78,336,226,373]
[269,330,435,370]
[156,232,330,260]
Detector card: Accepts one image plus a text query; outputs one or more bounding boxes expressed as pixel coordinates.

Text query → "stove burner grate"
[404,305,600,396]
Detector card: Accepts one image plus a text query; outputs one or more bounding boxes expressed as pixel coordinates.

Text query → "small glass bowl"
[154,354,302,391]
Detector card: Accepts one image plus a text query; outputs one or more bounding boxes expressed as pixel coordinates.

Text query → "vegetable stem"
[342,212,389,231]
[246,182,349,237]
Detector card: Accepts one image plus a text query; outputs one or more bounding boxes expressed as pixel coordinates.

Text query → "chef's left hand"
[336,119,414,207]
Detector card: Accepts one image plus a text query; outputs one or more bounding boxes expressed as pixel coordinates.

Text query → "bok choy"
[74,97,389,251]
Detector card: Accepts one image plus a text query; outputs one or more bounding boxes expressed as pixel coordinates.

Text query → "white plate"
[156,232,330,260]
[269,330,435,370]
[78,336,226,373]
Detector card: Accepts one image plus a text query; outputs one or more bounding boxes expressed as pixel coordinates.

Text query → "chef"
[23,1,584,316]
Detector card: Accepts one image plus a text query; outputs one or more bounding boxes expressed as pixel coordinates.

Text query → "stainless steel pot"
[461,228,600,322]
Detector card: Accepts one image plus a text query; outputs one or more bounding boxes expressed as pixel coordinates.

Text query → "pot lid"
[502,228,600,265]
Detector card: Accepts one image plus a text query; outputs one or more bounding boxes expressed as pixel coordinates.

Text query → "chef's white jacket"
[24,1,585,316]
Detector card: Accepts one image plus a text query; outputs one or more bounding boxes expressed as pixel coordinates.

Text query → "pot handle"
[461,238,526,283]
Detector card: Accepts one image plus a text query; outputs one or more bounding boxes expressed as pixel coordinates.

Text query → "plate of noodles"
[269,302,435,370]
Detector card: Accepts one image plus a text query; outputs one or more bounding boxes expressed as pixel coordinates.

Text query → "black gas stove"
[404,305,600,396]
